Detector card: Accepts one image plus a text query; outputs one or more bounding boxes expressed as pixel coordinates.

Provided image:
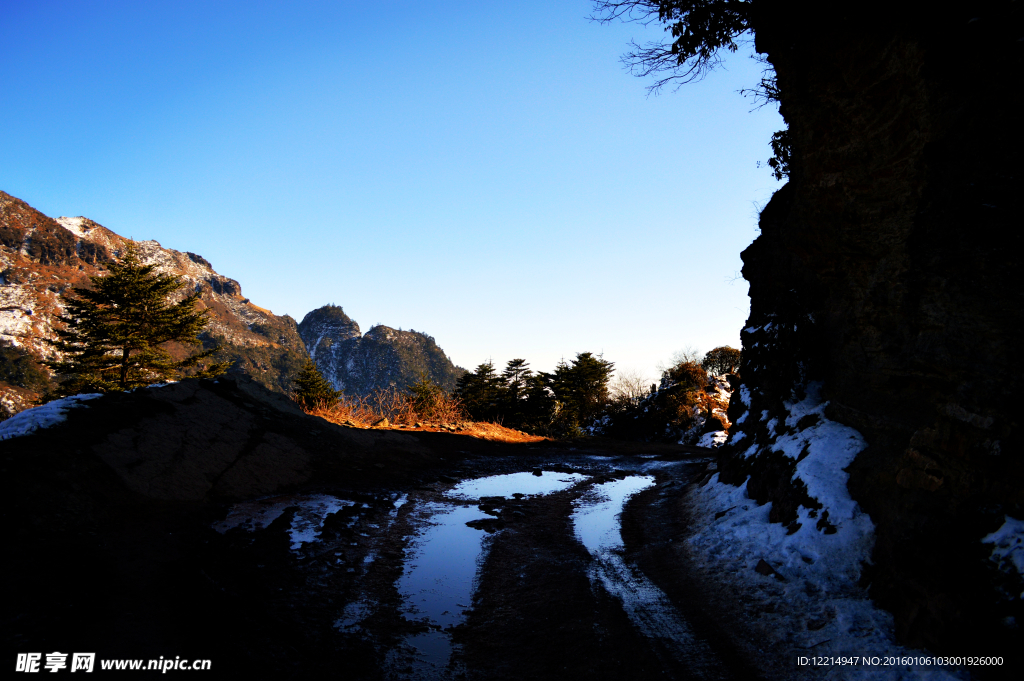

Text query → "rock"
[722,7,1021,653]
[297,305,464,399]
[372,417,390,428]
[3,373,432,503]
[754,559,785,582]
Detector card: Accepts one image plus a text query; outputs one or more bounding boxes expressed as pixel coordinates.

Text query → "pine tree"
[550,352,615,429]
[498,358,532,424]
[455,361,503,421]
[501,359,532,402]
[45,242,228,396]
[293,359,341,409]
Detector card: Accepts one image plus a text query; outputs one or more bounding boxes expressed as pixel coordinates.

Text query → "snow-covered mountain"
[0,190,308,415]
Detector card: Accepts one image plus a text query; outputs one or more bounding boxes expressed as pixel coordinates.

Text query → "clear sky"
[1,0,783,383]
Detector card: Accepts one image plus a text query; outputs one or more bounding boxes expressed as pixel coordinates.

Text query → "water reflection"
[387,470,589,678]
[572,476,723,678]
[213,493,355,550]
[446,470,588,500]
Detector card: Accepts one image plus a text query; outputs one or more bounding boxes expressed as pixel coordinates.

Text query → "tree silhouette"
[701,346,741,375]
[550,352,615,429]
[591,1,752,93]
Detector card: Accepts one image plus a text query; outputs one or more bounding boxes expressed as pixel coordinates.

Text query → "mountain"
[298,304,465,398]
[0,190,309,415]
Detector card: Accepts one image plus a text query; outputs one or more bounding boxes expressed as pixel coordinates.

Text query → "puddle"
[385,470,590,679]
[398,503,490,630]
[573,476,656,554]
[385,502,489,679]
[213,494,355,550]
[446,470,588,500]
[572,476,724,678]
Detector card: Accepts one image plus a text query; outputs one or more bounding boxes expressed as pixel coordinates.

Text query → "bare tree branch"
[590,1,754,94]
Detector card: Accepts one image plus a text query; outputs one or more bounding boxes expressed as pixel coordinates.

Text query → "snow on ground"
[213,494,356,550]
[697,430,728,448]
[982,516,1024,598]
[772,383,871,531]
[55,216,89,238]
[683,386,968,680]
[0,393,102,440]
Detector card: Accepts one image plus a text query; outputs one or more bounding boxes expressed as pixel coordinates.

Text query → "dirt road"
[6,404,757,679]
[194,450,759,680]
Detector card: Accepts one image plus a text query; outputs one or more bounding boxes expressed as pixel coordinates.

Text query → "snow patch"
[683,380,966,679]
[55,216,90,238]
[686,475,964,679]
[697,430,729,448]
[214,494,356,550]
[0,393,102,440]
[770,383,868,524]
[982,516,1024,595]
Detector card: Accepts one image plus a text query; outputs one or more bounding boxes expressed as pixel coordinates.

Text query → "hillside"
[298,304,465,398]
[0,190,309,414]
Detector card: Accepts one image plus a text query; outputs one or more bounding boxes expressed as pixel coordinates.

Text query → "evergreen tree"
[501,359,532,401]
[550,352,615,429]
[45,242,227,396]
[455,361,503,421]
[293,359,341,409]
[520,371,556,432]
[499,358,532,422]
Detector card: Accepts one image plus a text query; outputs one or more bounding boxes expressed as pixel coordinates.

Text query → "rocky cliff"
[298,304,464,398]
[0,191,309,413]
[717,2,1021,658]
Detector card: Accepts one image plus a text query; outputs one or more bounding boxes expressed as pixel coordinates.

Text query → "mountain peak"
[298,306,463,397]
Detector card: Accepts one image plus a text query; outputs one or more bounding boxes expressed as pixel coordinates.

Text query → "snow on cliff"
[684,385,967,680]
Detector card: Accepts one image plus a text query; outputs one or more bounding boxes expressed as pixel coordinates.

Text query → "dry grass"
[451,421,547,443]
[299,387,545,443]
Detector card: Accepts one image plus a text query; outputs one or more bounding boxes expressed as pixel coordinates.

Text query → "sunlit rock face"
[0,191,309,411]
[719,4,1021,654]
[298,304,464,398]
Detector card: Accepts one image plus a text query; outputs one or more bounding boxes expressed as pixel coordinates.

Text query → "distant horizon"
[1,0,782,382]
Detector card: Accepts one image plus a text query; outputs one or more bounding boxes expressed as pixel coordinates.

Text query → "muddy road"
[5,379,760,679]
[199,450,760,680]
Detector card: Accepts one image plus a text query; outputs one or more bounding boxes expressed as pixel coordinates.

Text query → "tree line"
[454,353,614,437]
[452,346,740,437]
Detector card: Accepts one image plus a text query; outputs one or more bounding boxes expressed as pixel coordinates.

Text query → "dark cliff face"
[722,3,1022,653]
[298,305,465,398]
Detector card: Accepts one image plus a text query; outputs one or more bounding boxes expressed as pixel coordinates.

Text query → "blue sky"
[2,0,783,381]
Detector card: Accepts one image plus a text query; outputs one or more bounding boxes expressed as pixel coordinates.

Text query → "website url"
[101,658,212,672]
